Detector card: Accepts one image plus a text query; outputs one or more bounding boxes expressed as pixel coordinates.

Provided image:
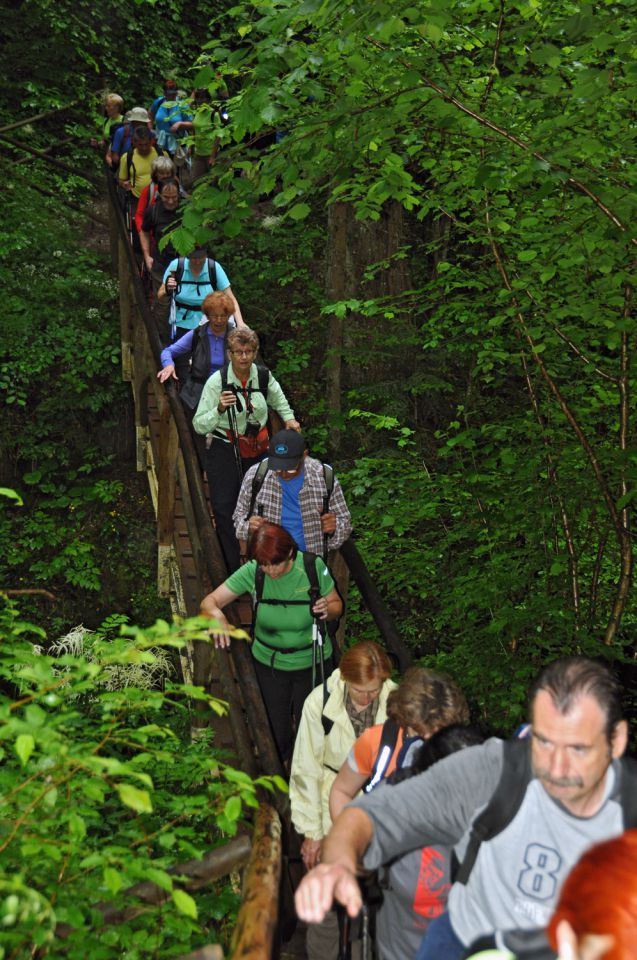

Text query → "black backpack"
[244,458,334,522]
[124,142,164,185]
[453,738,637,884]
[220,363,270,412]
[174,256,218,295]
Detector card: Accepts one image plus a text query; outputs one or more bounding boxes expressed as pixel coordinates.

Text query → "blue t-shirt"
[160,326,228,374]
[163,258,231,330]
[279,468,306,551]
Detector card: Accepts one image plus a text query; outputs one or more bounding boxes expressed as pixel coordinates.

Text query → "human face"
[275,458,304,482]
[206,313,229,336]
[189,255,205,276]
[348,680,383,712]
[230,345,256,376]
[105,100,120,118]
[531,690,628,817]
[161,188,179,210]
[260,556,293,580]
[135,138,152,157]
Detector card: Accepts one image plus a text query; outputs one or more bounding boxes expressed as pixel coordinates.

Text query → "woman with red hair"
[201,522,342,763]
[547,830,637,960]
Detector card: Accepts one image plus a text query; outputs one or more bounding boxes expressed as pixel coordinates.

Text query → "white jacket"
[289,668,397,840]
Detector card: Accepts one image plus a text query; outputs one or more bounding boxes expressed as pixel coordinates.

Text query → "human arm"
[223,286,245,327]
[118,154,131,191]
[157,331,196,383]
[200,583,240,649]
[135,186,150,234]
[294,807,373,923]
[289,688,328,847]
[232,466,260,544]
[139,225,154,273]
[192,371,224,435]
[323,477,352,550]
[329,762,368,822]
[265,373,296,425]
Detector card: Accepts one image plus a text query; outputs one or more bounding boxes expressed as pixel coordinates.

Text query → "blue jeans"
[416,911,465,960]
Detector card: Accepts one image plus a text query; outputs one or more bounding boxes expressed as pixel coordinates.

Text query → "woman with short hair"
[193,329,299,572]
[201,522,342,761]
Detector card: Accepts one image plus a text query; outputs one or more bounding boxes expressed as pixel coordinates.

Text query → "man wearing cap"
[233,429,353,558]
[140,179,181,334]
[111,106,155,170]
[157,248,244,343]
[118,126,161,215]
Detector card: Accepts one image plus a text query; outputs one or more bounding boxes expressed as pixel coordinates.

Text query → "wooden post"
[157,396,178,597]
[118,237,133,382]
[230,806,281,960]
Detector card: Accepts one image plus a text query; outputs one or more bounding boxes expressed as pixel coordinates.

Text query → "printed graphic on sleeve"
[412,847,451,927]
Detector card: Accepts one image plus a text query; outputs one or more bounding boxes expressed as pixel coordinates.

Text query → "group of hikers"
[97,85,637,960]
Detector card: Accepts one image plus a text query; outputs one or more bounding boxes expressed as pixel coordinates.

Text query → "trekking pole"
[309,584,327,697]
[227,402,244,481]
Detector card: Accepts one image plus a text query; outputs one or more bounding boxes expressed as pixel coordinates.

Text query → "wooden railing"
[106,171,412,958]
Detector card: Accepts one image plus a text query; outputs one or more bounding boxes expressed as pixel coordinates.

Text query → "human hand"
[284,419,301,432]
[312,596,329,620]
[170,122,182,134]
[157,365,177,383]
[166,275,177,294]
[217,390,237,413]
[248,516,265,535]
[144,253,153,272]
[208,618,233,650]
[301,838,322,871]
[320,513,336,535]
[295,863,362,924]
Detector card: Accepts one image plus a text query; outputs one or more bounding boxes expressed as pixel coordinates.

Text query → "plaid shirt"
[233,456,352,554]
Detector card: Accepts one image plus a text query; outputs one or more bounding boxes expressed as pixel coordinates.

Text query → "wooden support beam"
[230,806,281,960]
[157,396,178,597]
[55,836,251,937]
[0,133,100,185]
[0,97,86,134]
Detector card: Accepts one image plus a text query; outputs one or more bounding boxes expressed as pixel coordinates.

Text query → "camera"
[244,420,260,439]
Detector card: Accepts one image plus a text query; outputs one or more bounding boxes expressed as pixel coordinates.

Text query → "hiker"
[329,666,470,822]
[134,155,176,233]
[110,106,154,171]
[118,125,160,220]
[189,86,226,183]
[157,247,244,340]
[200,521,343,763]
[290,641,395,960]
[233,428,352,560]
[376,724,485,960]
[157,289,236,461]
[295,656,637,960]
[152,80,193,157]
[193,328,300,572]
[91,93,124,165]
[139,178,181,330]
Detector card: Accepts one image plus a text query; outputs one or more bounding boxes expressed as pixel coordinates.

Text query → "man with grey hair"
[295,656,637,960]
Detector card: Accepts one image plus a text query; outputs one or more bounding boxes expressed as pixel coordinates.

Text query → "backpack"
[174,256,217,297]
[244,458,334,523]
[125,143,164,185]
[220,363,270,413]
[453,738,637,885]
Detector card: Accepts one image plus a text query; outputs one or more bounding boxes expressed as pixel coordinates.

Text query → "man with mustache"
[296,657,637,960]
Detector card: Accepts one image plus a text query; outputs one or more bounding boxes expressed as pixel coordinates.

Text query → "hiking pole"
[227,403,244,481]
[309,585,327,697]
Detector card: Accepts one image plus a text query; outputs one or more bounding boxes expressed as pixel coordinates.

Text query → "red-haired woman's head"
[548,830,637,960]
[339,641,393,688]
[247,522,297,567]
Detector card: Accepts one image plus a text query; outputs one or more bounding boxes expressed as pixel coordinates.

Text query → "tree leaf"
[288,203,311,221]
[117,783,153,813]
[15,733,34,766]
[173,888,198,919]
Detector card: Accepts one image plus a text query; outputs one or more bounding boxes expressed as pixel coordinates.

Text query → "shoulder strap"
[453,738,532,885]
[256,364,270,395]
[175,256,185,289]
[126,145,135,182]
[220,362,230,392]
[322,462,334,512]
[246,458,271,521]
[207,257,217,289]
[362,718,400,793]
[321,713,334,736]
[619,756,637,827]
[303,551,320,602]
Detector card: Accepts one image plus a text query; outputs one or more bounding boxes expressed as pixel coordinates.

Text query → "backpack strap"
[220,364,270,415]
[246,458,271,521]
[619,756,637,827]
[174,256,185,291]
[362,718,400,793]
[207,257,217,290]
[453,738,533,884]
[322,462,334,512]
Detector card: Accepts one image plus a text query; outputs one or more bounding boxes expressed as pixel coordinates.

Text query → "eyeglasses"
[208,314,229,321]
[230,348,256,357]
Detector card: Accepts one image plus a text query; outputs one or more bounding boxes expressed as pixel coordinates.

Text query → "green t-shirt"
[225,553,334,671]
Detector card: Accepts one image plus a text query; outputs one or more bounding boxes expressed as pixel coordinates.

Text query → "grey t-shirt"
[350,738,625,947]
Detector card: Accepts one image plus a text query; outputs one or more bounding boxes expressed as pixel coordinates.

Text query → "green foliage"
[0,599,279,958]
